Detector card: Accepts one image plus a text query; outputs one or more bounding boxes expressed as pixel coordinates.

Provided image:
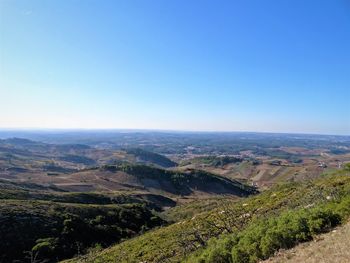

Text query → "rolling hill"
[0,135,349,263]
[65,165,350,263]
[51,164,257,198]
[125,148,177,168]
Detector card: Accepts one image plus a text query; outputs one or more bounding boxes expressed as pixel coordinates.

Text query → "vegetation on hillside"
[161,197,236,222]
[0,135,349,263]
[181,156,243,167]
[67,165,350,263]
[100,163,257,196]
[264,220,350,263]
[188,164,350,263]
[0,199,165,263]
[0,179,176,211]
[125,148,177,168]
[59,154,96,165]
[188,197,350,262]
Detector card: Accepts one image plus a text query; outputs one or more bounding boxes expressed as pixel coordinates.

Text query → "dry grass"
[264,221,350,263]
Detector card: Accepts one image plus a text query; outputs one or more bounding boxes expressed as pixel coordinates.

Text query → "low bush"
[191,195,350,263]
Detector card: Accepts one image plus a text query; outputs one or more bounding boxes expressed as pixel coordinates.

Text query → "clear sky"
[0,0,349,135]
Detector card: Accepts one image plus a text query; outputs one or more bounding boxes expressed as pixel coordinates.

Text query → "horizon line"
[0,127,349,137]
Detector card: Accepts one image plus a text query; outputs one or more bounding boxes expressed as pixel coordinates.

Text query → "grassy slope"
[66,166,350,263]
[161,197,237,222]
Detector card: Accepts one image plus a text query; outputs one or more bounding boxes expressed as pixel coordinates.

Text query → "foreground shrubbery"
[190,195,350,263]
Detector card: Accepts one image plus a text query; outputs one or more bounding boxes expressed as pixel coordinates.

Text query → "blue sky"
[0,0,349,135]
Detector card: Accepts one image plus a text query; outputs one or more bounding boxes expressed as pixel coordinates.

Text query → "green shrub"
[306,208,341,235]
[344,163,350,171]
[230,207,343,262]
[192,200,348,263]
[259,211,310,258]
[195,236,236,263]
[32,238,60,259]
[334,196,350,219]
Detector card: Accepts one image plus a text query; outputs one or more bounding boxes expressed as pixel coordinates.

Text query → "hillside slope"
[125,148,177,168]
[0,199,165,263]
[48,164,257,198]
[264,221,350,263]
[65,165,350,263]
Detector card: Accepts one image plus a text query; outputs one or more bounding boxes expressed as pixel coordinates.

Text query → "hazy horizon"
[0,127,349,137]
[1,1,349,135]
